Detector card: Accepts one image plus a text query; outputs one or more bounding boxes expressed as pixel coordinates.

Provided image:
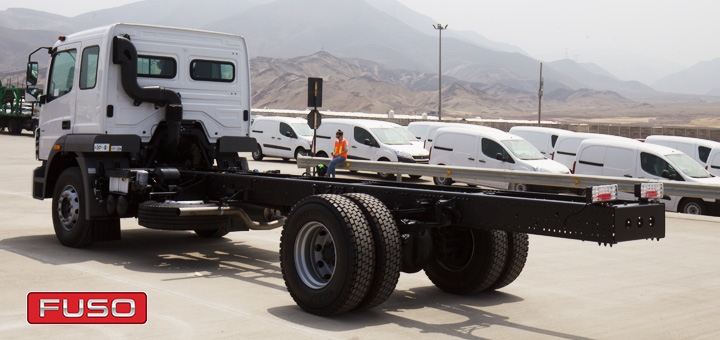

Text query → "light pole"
[433,23,447,121]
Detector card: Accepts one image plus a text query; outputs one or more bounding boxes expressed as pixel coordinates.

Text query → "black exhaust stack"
[112,35,182,149]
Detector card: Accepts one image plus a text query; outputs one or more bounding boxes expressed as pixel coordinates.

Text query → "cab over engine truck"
[28,24,666,316]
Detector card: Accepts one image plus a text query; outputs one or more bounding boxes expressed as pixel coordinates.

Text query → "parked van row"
[250,116,428,178]
[429,126,570,191]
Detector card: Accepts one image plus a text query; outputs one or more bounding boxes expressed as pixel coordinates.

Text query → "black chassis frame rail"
[175,170,666,245]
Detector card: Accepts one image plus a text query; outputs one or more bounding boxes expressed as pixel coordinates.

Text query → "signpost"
[307,78,323,175]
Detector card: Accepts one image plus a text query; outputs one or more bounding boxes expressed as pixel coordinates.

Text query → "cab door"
[351,126,377,160]
[477,138,513,188]
[38,42,81,159]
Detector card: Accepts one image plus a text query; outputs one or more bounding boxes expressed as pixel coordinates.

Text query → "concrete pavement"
[1,132,718,339]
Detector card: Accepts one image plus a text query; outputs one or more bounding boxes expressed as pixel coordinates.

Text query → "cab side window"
[47,49,77,102]
[79,46,99,89]
[641,152,678,179]
[699,146,711,163]
[279,123,296,138]
[482,138,512,162]
[354,127,376,146]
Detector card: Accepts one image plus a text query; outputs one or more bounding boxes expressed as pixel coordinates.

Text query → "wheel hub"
[57,184,80,231]
[295,222,336,289]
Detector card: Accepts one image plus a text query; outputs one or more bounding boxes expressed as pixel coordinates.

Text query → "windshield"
[502,139,544,160]
[291,123,314,136]
[394,127,418,142]
[666,153,712,178]
[371,128,411,145]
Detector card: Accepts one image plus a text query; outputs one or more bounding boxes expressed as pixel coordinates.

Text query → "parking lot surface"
[1,132,719,339]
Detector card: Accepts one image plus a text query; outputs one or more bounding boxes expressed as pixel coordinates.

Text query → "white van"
[705,148,720,176]
[552,132,632,171]
[509,126,575,157]
[315,119,429,179]
[250,116,314,161]
[645,135,720,167]
[430,126,570,190]
[574,139,720,215]
[390,123,424,148]
[407,121,471,151]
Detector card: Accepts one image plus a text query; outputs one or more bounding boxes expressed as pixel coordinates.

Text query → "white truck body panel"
[38,23,251,160]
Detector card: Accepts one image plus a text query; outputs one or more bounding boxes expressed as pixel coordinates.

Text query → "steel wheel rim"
[295,221,336,289]
[57,184,80,231]
[685,203,701,214]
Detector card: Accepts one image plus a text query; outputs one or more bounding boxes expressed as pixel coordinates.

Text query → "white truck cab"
[32,23,253,163]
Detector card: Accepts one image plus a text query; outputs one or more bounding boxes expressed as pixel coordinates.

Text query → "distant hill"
[250,51,633,117]
[654,58,720,95]
[0,0,661,116]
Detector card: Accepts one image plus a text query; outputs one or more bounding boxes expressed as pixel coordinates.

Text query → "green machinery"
[0,80,37,135]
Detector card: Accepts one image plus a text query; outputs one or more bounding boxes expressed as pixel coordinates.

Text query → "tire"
[679,198,706,215]
[377,158,394,180]
[8,118,22,135]
[52,167,93,248]
[316,151,328,158]
[409,175,422,180]
[294,148,308,160]
[491,232,529,289]
[433,176,453,186]
[343,193,401,310]
[138,201,229,230]
[280,194,375,315]
[194,225,230,238]
[424,228,508,294]
[252,144,263,161]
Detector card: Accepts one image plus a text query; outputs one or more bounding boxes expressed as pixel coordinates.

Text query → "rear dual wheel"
[424,227,528,294]
[280,194,402,315]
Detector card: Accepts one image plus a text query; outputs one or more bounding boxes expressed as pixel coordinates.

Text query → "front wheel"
[280,195,376,315]
[294,148,308,160]
[679,198,706,215]
[252,144,264,161]
[52,167,93,248]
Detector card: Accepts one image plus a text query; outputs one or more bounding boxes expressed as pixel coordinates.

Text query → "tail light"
[551,152,555,160]
[587,184,618,203]
[429,146,433,160]
[571,161,576,174]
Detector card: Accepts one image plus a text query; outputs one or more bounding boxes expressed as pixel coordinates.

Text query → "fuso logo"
[27,292,147,324]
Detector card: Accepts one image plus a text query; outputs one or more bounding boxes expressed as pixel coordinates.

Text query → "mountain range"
[1,0,718,118]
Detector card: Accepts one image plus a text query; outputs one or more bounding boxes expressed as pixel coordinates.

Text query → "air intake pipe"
[112,35,182,149]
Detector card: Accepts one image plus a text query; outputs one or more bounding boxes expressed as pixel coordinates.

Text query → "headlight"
[396,150,412,159]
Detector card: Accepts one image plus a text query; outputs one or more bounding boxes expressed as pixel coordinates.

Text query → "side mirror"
[364,138,372,146]
[26,62,39,86]
[661,170,672,179]
[496,153,505,161]
[284,131,292,138]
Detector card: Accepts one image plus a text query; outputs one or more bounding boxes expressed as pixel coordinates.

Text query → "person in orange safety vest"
[327,129,349,178]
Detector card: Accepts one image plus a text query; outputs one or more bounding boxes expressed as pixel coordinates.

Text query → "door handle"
[624,174,633,178]
[468,157,475,161]
[271,137,275,139]
[351,146,357,149]
[478,159,486,163]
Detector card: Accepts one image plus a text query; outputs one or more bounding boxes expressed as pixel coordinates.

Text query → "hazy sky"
[2,0,717,82]
[0,0,141,17]
[397,0,720,82]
